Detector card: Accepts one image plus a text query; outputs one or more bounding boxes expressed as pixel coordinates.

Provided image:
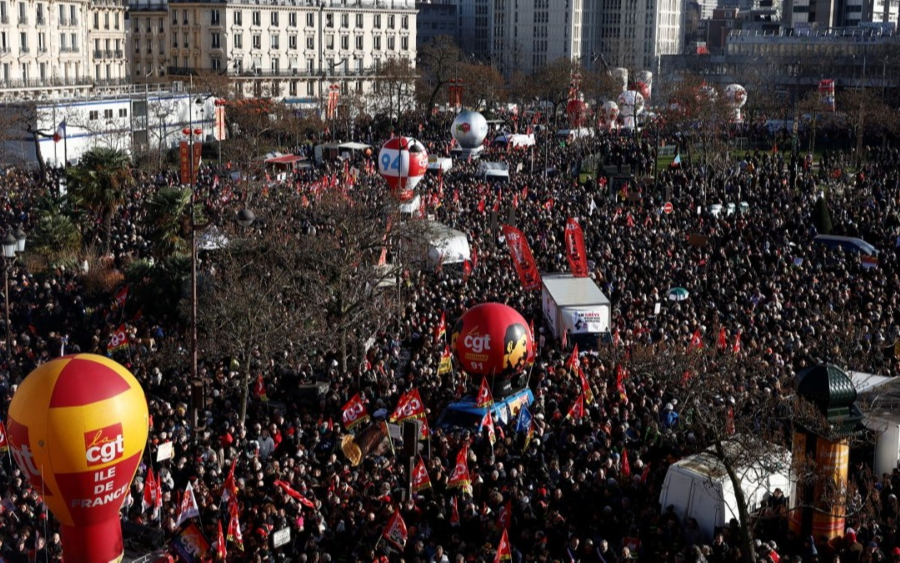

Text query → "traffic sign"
[663,202,674,214]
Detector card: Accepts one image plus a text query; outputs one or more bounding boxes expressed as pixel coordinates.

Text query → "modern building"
[415,0,456,50]
[783,0,898,28]
[130,0,418,104]
[584,0,683,73]
[0,0,128,100]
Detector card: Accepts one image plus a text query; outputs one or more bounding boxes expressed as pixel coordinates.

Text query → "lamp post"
[235,208,255,426]
[182,124,203,387]
[3,227,25,355]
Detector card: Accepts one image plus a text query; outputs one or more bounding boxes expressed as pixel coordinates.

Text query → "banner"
[437,346,453,376]
[179,141,190,185]
[411,456,432,493]
[382,510,409,551]
[501,225,542,291]
[340,420,393,466]
[447,445,471,489]
[564,218,589,277]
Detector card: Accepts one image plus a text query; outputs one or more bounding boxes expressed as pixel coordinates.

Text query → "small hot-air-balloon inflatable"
[724,84,747,123]
[617,90,645,131]
[598,101,620,131]
[566,95,589,128]
[8,354,149,563]
[378,136,428,201]
[451,303,534,387]
[450,110,489,158]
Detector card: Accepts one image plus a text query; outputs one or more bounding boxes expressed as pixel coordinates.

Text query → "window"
[355,14,362,27]
[252,34,261,49]
[118,108,127,118]
[211,32,220,48]
[89,110,98,120]
[307,81,314,95]
[388,15,394,28]
[306,13,314,26]
[289,35,297,49]
[326,34,333,49]
[373,36,380,50]
[36,3,43,24]
[271,11,278,25]
[37,33,45,52]
[374,14,381,28]
[306,36,314,49]
[93,11,99,29]
[104,109,113,119]
[70,32,76,50]
[211,9,220,25]
[271,58,278,72]
[252,11,260,25]
[401,36,408,50]
[211,58,221,71]
[270,34,279,49]
[69,4,75,24]
[172,35,178,48]
[289,81,297,95]
[401,15,408,29]
[183,33,189,48]
[233,33,242,48]
[234,10,242,25]
[57,4,63,24]
[114,13,119,29]
[288,12,296,26]
[355,35,362,49]
[341,13,348,27]
[18,31,26,52]
[325,13,333,27]
[388,36,395,50]
[172,11,177,25]
[182,9,188,24]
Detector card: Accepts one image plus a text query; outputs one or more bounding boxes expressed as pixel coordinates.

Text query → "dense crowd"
[0,110,898,563]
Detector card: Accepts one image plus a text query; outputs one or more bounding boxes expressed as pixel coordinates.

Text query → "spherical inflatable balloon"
[617,90,645,130]
[598,101,619,131]
[378,137,428,201]
[8,354,149,563]
[724,84,747,122]
[450,303,533,378]
[450,111,489,149]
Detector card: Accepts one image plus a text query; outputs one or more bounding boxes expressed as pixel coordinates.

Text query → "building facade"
[585,0,683,72]
[128,0,417,103]
[415,0,455,50]
[0,0,127,99]
[783,0,898,28]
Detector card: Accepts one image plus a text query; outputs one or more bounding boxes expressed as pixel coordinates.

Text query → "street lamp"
[4,227,25,355]
[235,209,255,427]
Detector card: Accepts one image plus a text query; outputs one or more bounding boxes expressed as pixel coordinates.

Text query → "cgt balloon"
[450,111,489,149]
[8,354,149,563]
[378,136,428,201]
[450,303,533,379]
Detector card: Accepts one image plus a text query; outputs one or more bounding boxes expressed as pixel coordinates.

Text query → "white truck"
[659,445,791,540]
[541,273,611,349]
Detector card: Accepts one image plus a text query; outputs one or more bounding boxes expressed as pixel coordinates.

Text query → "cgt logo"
[84,423,125,466]
[464,333,491,354]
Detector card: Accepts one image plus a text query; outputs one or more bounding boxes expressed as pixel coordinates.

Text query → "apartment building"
[0,0,127,98]
[585,0,683,72]
[129,0,417,102]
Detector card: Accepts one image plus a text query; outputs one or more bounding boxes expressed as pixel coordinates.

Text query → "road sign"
[663,202,673,214]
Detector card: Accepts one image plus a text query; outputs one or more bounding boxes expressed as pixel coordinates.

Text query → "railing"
[19,46,29,53]
[0,47,9,54]
[38,46,47,53]
[0,15,7,24]
[168,66,373,78]
[0,76,94,88]
[59,16,68,25]
[94,50,104,58]
[17,16,27,24]
[114,50,123,58]
[36,16,45,25]
[128,1,167,10]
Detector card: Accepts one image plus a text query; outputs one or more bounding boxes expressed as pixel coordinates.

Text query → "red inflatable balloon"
[566,99,588,128]
[451,303,533,378]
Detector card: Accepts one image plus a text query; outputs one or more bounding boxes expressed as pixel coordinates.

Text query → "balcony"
[0,76,94,89]
[17,16,27,25]
[93,49,104,58]
[114,49,123,58]
[59,16,68,25]
[19,46,29,53]
[38,46,47,53]
[0,15,7,24]
[127,1,167,11]
[36,16,45,25]
[0,47,9,54]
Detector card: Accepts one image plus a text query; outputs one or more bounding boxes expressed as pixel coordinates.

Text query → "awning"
[265,154,305,164]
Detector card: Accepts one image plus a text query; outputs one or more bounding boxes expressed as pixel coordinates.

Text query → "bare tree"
[415,35,464,111]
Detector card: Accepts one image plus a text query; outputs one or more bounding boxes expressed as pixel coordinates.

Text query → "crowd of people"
[0,110,898,563]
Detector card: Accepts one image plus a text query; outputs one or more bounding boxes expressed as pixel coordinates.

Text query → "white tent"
[426,221,471,264]
[399,194,421,214]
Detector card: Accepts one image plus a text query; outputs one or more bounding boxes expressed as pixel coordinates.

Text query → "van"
[476,161,510,183]
[813,235,879,256]
[659,444,791,538]
[436,387,534,432]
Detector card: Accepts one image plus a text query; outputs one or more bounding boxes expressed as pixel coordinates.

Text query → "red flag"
[255,374,268,401]
[613,329,622,348]
[732,331,742,355]
[620,448,632,479]
[274,480,317,508]
[726,406,736,435]
[447,445,471,489]
[626,212,635,228]
[640,463,651,484]
[478,197,486,213]
[341,393,370,431]
[107,324,129,353]
[434,312,447,343]
[411,456,432,493]
[616,364,626,396]
[227,499,243,551]
[561,328,568,350]
[565,393,585,421]
[689,329,703,350]
[496,499,512,530]
[566,344,580,371]
[216,520,227,559]
[462,260,472,282]
[142,467,157,515]
[578,365,594,404]
[564,218,589,277]
[382,510,409,551]
[483,411,496,445]
[543,198,554,210]
[471,245,479,270]
[450,495,460,526]
[0,421,8,453]
[221,458,238,504]
[475,377,494,408]
[113,286,129,309]
[389,389,426,424]
[716,327,727,350]
[495,529,512,562]
[492,198,500,212]
[512,194,519,208]
[502,225,542,291]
